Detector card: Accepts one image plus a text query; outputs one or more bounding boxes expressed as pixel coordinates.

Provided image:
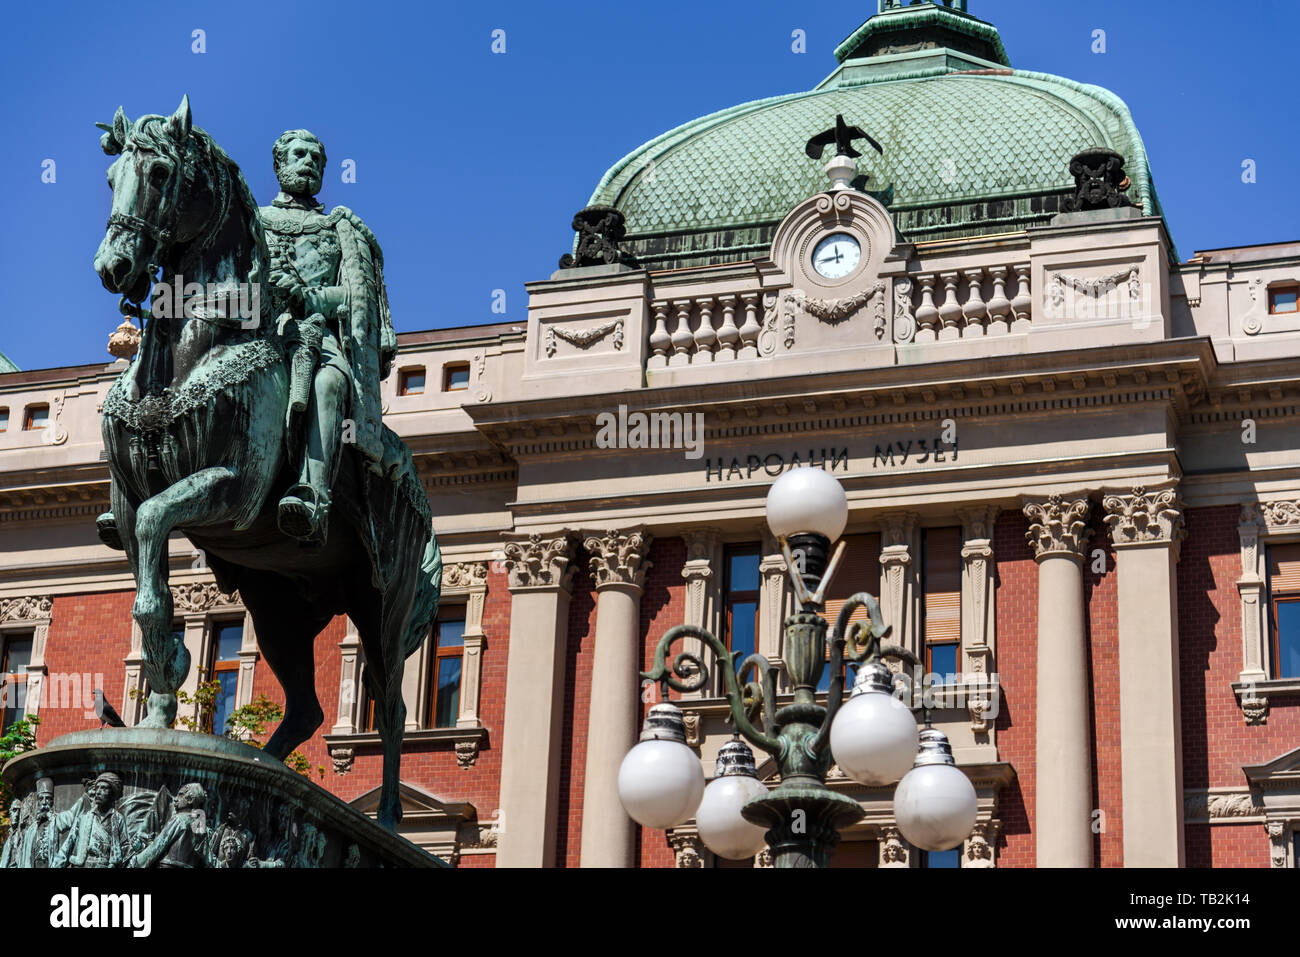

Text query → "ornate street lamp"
[618,467,976,868]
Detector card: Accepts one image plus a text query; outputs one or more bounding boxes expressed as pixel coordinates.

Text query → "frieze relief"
[442,561,489,590]
[0,596,53,622]
[1183,789,1264,823]
[544,317,625,358]
[169,583,241,614]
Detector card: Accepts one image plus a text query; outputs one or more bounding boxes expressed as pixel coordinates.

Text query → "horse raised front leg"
[133,466,242,728]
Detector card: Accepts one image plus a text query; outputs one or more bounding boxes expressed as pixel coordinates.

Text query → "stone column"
[879,512,919,663]
[496,532,577,868]
[1103,486,1187,867]
[758,531,791,691]
[1023,494,1094,868]
[680,528,721,699]
[580,528,654,868]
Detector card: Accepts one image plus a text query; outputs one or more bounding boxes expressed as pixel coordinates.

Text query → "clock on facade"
[811,233,862,280]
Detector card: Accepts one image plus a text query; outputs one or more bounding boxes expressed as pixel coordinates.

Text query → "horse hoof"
[96,513,125,551]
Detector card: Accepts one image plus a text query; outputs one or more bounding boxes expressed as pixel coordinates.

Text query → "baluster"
[915,274,938,342]
[985,266,1010,336]
[670,299,694,367]
[961,267,986,337]
[693,296,717,363]
[937,271,962,341]
[648,301,671,368]
[1010,263,1032,333]
[716,294,739,361]
[738,292,761,359]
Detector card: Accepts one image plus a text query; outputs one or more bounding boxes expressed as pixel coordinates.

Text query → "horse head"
[93,95,211,307]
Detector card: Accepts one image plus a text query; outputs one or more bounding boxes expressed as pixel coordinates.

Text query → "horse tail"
[404,531,442,660]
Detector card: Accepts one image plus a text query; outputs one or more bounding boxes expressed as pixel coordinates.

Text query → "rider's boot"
[96,512,125,551]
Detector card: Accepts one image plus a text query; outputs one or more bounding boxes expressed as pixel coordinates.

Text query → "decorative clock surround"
[770,189,896,298]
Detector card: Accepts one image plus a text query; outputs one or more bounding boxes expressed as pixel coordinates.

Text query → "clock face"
[812,233,862,280]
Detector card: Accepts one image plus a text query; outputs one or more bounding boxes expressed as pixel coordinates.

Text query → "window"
[0,407,8,432]
[819,533,881,692]
[426,608,465,729]
[359,672,376,732]
[1269,284,1299,315]
[1,632,33,733]
[920,847,961,868]
[1267,544,1300,679]
[23,404,48,431]
[723,544,760,675]
[443,363,470,392]
[398,368,425,396]
[209,620,242,735]
[922,527,962,681]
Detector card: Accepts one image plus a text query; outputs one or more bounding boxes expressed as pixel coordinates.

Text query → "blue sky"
[1,0,1296,371]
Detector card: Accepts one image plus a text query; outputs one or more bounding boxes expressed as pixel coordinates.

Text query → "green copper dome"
[0,350,18,374]
[585,2,1165,270]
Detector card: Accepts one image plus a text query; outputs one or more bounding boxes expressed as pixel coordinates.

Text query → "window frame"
[22,404,49,431]
[1270,595,1300,681]
[722,543,761,677]
[0,407,8,432]
[0,631,34,735]
[921,526,962,683]
[1268,283,1299,316]
[398,367,426,396]
[425,605,466,730]
[207,618,244,736]
[442,362,471,392]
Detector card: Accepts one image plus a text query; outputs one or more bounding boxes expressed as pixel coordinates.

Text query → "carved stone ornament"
[169,582,240,613]
[1023,495,1092,559]
[501,532,576,590]
[880,825,909,867]
[1048,267,1141,311]
[558,205,639,269]
[330,746,355,775]
[544,317,625,357]
[455,739,480,770]
[964,820,998,868]
[1266,821,1289,868]
[0,596,53,622]
[1183,790,1263,822]
[681,710,702,748]
[669,831,704,868]
[893,278,915,343]
[1261,500,1300,529]
[1063,147,1135,212]
[442,561,489,590]
[108,316,142,360]
[759,281,890,348]
[1241,688,1269,726]
[1102,486,1186,552]
[583,528,653,590]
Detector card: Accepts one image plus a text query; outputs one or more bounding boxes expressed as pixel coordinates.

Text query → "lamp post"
[618,467,977,868]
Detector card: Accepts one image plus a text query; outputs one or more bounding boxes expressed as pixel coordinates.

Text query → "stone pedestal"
[0,729,443,868]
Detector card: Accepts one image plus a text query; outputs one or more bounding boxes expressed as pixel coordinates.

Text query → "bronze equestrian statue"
[91,96,441,829]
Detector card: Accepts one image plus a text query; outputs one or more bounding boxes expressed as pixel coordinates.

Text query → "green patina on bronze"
[89,96,440,831]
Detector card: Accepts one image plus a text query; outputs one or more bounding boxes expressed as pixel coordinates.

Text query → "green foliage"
[226,693,283,746]
[0,715,40,843]
[175,671,221,734]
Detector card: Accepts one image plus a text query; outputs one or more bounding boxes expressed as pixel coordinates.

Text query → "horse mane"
[128,116,273,325]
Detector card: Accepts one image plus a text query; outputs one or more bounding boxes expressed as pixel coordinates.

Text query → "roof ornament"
[804,114,883,192]
[1063,147,1135,212]
[558,205,640,270]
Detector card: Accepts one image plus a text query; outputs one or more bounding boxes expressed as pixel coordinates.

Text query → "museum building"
[3,0,1300,867]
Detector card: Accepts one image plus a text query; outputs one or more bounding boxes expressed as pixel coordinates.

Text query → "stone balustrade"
[909,263,1032,342]
[647,291,764,368]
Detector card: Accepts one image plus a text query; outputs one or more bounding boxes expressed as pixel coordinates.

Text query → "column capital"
[1101,485,1186,555]
[1023,494,1092,561]
[879,510,918,548]
[583,527,654,590]
[501,532,578,591]
[957,505,1000,544]
[681,526,721,575]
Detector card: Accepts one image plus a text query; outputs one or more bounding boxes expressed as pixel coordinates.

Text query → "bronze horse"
[91,97,440,829]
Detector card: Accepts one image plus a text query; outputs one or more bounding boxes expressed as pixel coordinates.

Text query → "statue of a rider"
[262,129,398,544]
[95,127,397,550]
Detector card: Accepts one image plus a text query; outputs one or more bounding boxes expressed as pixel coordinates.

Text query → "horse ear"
[167,94,192,142]
[98,107,128,156]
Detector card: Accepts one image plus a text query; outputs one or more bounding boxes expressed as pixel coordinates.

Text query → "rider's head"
[272,130,326,199]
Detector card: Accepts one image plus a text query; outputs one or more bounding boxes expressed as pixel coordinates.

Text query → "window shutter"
[924,527,962,644]
[1268,544,1300,594]
[823,534,881,637]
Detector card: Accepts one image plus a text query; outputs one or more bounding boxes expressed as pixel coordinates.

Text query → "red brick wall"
[1179,504,1300,867]
[36,591,134,742]
[636,536,687,869]
[1084,513,1122,867]
[993,512,1036,867]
